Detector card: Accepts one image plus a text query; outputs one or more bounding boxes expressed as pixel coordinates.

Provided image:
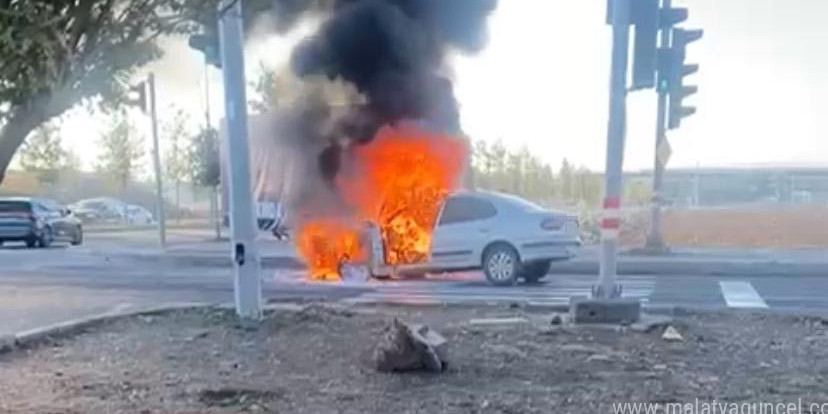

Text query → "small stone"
[662,326,683,342]
[586,354,612,363]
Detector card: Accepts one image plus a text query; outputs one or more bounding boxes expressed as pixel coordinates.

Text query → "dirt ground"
[617,206,828,248]
[2,304,828,414]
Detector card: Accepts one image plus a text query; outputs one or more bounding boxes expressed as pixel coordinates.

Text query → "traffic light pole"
[595,0,630,300]
[218,0,262,321]
[646,0,671,252]
[147,73,167,249]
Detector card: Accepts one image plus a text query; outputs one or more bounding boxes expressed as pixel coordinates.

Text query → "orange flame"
[296,122,466,280]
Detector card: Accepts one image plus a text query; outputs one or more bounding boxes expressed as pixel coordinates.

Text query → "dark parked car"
[0,197,83,248]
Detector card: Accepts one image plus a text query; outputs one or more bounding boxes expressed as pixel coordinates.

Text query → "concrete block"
[569,297,641,324]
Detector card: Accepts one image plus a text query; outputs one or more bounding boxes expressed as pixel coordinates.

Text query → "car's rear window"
[0,201,31,212]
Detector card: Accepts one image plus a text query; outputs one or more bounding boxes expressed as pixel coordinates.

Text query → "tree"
[249,64,281,114]
[186,126,219,188]
[163,108,189,218]
[16,122,67,185]
[96,112,144,191]
[559,159,574,201]
[0,0,291,185]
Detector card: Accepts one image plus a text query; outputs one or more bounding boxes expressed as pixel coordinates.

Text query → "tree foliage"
[470,140,606,207]
[163,108,189,184]
[186,126,219,188]
[0,0,300,184]
[16,121,67,185]
[96,111,144,190]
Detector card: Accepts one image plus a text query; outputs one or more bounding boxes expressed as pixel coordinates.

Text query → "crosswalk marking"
[343,275,655,308]
[719,281,768,309]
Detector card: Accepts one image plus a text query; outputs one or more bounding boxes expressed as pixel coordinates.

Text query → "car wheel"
[71,227,83,246]
[483,243,520,286]
[38,227,53,248]
[25,237,37,248]
[0,240,4,247]
[522,260,552,284]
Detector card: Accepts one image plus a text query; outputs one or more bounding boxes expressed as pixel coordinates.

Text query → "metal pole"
[148,73,167,248]
[218,0,262,321]
[646,0,671,251]
[203,55,222,240]
[595,0,631,299]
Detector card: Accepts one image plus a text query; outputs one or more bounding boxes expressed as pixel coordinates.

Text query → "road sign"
[657,137,672,167]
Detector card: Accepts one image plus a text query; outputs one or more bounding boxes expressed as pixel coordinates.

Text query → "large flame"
[296,122,466,280]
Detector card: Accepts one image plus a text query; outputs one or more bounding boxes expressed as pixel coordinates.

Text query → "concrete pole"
[148,73,167,249]
[218,0,262,321]
[203,54,222,240]
[595,0,631,299]
[646,0,671,251]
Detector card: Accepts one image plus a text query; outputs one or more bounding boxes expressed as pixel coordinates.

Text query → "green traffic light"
[659,79,669,92]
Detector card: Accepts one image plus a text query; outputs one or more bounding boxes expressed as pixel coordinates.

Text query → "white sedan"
[365,190,581,286]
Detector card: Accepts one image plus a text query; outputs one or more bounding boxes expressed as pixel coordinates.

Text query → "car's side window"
[32,203,49,215]
[438,196,497,226]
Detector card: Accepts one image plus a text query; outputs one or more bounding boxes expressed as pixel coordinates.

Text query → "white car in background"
[127,205,154,225]
[365,190,581,286]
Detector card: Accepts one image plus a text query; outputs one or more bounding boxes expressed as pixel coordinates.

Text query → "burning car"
[361,190,581,286]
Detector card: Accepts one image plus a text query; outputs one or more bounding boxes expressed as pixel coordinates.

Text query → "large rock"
[373,318,448,373]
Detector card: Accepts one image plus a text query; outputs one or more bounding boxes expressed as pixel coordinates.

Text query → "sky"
[55,0,828,174]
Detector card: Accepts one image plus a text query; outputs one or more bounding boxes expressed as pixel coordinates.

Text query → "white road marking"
[342,276,655,308]
[719,281,768,308]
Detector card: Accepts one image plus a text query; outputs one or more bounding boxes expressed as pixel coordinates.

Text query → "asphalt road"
[2,230,828,335]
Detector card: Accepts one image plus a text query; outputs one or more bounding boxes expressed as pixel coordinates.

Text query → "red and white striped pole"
[601,196,621,240]
[595,0,630,300]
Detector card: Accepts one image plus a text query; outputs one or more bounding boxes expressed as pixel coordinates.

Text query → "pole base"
[569,296,641,324]
[644,236,670,254]
[591,283,623,299]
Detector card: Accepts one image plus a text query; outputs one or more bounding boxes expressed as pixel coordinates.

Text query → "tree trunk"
[175,180,181,223]
[0,108,45,185]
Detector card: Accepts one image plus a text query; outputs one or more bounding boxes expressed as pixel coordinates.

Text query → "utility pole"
[645,0,672,251]
[203,56,222,240]
[218,0,262,321]
[570,0,640,324]
[148,73,167,249]
[596,0,630,300]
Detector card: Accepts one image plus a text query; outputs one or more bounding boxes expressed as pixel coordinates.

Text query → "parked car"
[70,198,127,223]
[0,197,83,248]
[127,204,154,225]
[363,190,581,286]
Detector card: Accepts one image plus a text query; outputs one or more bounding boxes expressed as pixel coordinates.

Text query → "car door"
[430,195,498,269]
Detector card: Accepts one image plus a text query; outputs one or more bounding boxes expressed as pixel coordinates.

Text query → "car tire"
[71,227,83,246]
[0,240,4,247]
[38,227,53,248]
[483,243,521,286]
[522,260,552,284]
[25,237,37,248]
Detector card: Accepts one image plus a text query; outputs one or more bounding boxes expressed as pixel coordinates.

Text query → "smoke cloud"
[262,0,497,226]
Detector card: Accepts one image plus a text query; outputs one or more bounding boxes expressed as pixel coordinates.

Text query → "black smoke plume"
[288,0,497,178]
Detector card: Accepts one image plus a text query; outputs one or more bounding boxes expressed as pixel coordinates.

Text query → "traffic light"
[189,33,221,68]
[664,27,703,129]
[128,82,148,113]
[630,0,659,90]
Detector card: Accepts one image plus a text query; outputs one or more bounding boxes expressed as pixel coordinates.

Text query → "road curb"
[6,302,213,354]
